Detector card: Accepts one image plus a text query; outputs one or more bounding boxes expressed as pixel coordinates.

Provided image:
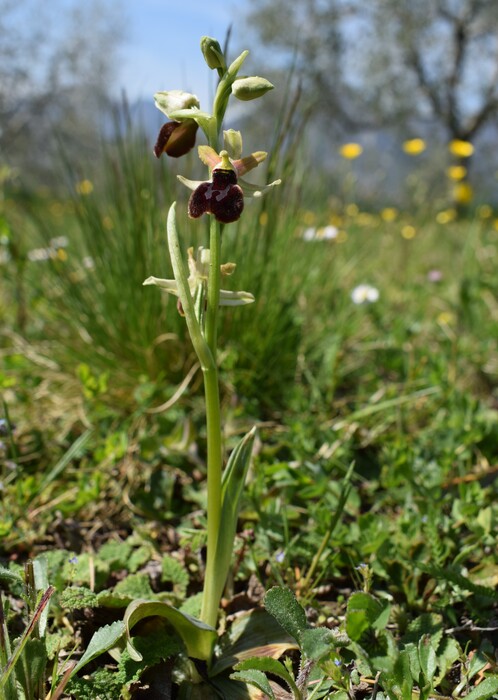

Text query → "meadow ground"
[1,132,498,697]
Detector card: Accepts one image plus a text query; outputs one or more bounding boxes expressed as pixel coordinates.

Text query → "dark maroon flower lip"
[153,120,198,158]
[188,168,244,223]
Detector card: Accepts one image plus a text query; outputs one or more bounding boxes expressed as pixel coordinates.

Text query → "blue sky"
[119,0,244,106]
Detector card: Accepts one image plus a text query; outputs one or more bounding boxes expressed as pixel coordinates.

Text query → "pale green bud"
[154,90,200,118]
[231,76,274,101]
[223,129,243,160]
[200,36,225,71]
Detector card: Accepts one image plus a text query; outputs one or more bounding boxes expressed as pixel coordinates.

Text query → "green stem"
[200,217,224,629]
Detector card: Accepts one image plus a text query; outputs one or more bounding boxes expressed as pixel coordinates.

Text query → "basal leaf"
[264,587,308,643]
[235,657,298,696]
[123,599,216,662]
[464,677,498,700]
[230,669,276,700]
[71,620,125,676]
[345,592,386,641]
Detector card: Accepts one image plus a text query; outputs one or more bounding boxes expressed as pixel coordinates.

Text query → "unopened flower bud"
[154,90,200,119]
[200,36,225,71]
[221,262,236,276]
[223,129,243,160]
[231,76,274,101]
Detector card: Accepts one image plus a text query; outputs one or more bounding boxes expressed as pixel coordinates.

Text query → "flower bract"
[143,247,255,307]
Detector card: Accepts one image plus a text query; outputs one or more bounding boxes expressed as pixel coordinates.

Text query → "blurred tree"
[245,0,498,143]
[0,0,126,183]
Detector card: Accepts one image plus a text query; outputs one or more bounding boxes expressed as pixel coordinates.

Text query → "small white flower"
[321,225,339,240]
[28,247,53,262]
[302,227,316,241]
[50,236,69,248]
[82,256,95,270]
[351,284,379,305]
[0,249,11,264]
[302,225,339,241]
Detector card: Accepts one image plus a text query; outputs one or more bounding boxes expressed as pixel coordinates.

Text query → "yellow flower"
[478,205,492,219]
[102,215,114,230]
[437,311,455,326]
[448,140,474,158]
[436,209,457,224]
[381,207,398,222]
[302,210,316,225]
[446,165,467,181]
[345,203,359,217]
[76,179,94,195]
[259,211,268,226]
[454,182,473,204]
[401,225,416,239]
[403,138,426,155]
[339,143,363,159]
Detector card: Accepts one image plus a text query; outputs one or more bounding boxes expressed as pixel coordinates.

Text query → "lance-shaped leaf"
[207,427,257,618]
[124,599,217,662]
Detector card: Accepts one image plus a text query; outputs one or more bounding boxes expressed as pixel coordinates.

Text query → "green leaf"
[210,608,297,677]
[70,620,125,677]
[123,599,216,662]
[60,586,99,610]
[15,638,47,695]
[418,634,437,684]
[345,592,385,642]
[230,669,276,700]
[0,565,23,586]
[235,656,299,697]
[300,627,342,662]
[464,678,498,700]
[435,637,461,682]
[264,587,308,643]
[211,427,257,608]
[386,648,413,700]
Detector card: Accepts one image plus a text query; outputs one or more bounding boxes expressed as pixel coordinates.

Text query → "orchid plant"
[60,39,286,696]
[143,38,280,637]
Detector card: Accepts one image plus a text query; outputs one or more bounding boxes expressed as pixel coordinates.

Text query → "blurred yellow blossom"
[259,211,268,226]
[436,209,457,224]
[50,202,64,218]
[77,179,94,195]
[381,207,398,222]
[56,248,68,262]
[478,205,492,219]
[345,203,359,217]
[401,225,416,239]
[337,230,348,243]
[448,140,474,157]
[356,212,377,227]
[302,210,316,225]
[339,143,363,159]
[437,311,455,326]
[453,182,473,204]
[403,138,426,155]
[493,219,498,232]
[446,165,467,181]
[102,215,114,230]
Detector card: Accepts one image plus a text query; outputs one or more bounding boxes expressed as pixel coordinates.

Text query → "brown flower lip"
[188,168,244,224]
[153,120,198,158]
